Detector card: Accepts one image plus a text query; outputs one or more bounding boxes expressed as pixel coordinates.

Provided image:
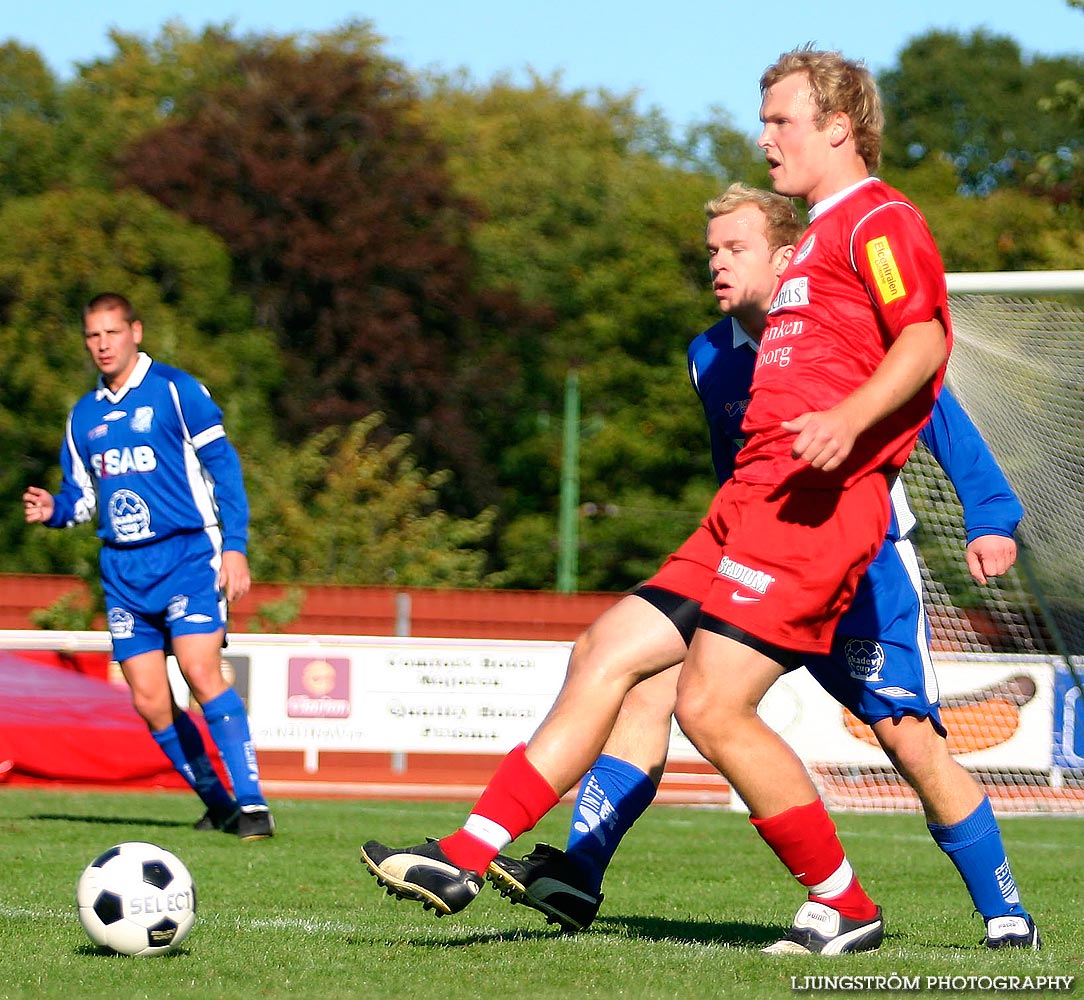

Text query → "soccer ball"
[76,842,197,956]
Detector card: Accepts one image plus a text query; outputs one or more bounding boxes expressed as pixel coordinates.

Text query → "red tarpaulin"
[0,651,222,788]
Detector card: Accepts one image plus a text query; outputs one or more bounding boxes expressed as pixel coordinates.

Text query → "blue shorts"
[100,530,226,662]
[804,534,945,735]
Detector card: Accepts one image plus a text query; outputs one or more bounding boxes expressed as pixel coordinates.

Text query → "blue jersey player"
[24,293,274,840]
[486,186,1037,950]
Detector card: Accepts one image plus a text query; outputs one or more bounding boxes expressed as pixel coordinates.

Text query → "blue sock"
[202,689,265,808]
[151,713,235,813]
[928,797,1029,920]
[564,754,657,894]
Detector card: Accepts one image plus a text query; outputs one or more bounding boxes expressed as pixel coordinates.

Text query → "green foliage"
[880,29,1084,196]
[246,586,305,632]
[116,28,530,516]
[0,789,1077,999]
[1030,2,1084,206]
[49,22,251,193]
[30,582,102,631]
[421,75,732,588]
[0,42,66,202]
[246,413,503,587]
[886,157,1083,272]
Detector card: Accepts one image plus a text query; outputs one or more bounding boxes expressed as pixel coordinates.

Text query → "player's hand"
[781,409,860,472]
[219,550,251,603]
[22,486,54,524]
[965,534,1017,586]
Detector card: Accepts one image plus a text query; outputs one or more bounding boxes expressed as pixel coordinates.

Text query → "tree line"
[1,12,1082,603]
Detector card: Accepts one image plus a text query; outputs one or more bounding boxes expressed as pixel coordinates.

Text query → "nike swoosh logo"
[731,591,761,604]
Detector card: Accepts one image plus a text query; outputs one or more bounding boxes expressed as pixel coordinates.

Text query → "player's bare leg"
[873,715,1038,948]
[119,650,176,731]
[522,597,689,793]
[120,646,239,831]
[675,630,883,954]
[674,631,809,813]
[360,594,688,915]
[872,715,981,825]
[598,664,679,784]
[174,629,273,839]
[171,630,230,705]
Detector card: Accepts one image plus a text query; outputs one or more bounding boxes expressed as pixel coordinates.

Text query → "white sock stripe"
[808,858,854,898]
[463,814,512,850]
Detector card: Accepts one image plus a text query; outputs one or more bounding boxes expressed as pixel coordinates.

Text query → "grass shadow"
[593,913,780,949]
[31,812,193,829]
[371,926,566,947]
[354,909,780,950]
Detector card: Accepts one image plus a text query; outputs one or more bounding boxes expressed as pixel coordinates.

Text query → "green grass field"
[1,786,1080,999]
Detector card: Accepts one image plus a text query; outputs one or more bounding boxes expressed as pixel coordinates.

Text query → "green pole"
[556,370,580,593]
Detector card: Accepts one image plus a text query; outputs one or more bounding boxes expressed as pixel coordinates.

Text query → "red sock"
[808,880,879,921]
[750,799,877,920]
[439,743,558,874]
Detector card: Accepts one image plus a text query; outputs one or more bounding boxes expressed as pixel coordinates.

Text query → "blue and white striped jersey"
[46,353,249,552]
[687,316,1022,541]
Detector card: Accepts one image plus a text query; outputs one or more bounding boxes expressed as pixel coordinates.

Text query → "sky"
[6,0,1083,138]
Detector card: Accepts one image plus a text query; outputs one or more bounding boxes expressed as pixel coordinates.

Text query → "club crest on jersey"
[792,234,815,266]
[167,595,190,621]
[107,607,136,640]
[724,397,750,419]
[866,236,907,304]
[844,638,885,682]
[131,406,154,432]
[769,276,809,313]
[108,488,155,543]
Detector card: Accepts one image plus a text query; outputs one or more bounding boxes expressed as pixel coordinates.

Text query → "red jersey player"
[359,48,965,955]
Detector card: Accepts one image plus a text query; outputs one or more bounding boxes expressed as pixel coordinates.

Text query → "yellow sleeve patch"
[866,236,907,305]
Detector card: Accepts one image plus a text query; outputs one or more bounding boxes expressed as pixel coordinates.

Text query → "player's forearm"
[921,388,1023,538]
[835,320,948,435]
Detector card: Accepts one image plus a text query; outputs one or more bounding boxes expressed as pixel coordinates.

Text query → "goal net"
[810,270,1084,815]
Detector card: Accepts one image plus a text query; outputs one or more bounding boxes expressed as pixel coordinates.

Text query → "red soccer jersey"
[734,177,952,487]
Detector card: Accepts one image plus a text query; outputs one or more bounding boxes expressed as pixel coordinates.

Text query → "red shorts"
[645,475,889,654]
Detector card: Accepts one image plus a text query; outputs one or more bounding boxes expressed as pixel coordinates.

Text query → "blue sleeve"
[687,338,737,486]
[173,374,250,554]
[918,387,1023,542]
[45,411,97,530]
[196,435,250,554]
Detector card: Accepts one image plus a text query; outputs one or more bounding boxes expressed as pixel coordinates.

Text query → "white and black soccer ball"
[76,842,197,956]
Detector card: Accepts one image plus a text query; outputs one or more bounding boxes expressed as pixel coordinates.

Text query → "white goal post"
[945,270,1084,295]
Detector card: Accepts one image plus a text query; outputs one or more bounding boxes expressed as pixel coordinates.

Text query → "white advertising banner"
[5,630,1048,771]
[217,636,1055,772]
[226,635,574,754]
[666,653,1055,770]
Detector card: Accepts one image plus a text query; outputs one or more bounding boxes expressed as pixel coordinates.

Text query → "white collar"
[96,352,152,403]
[808,176,878,221]
[731,317,759,353]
